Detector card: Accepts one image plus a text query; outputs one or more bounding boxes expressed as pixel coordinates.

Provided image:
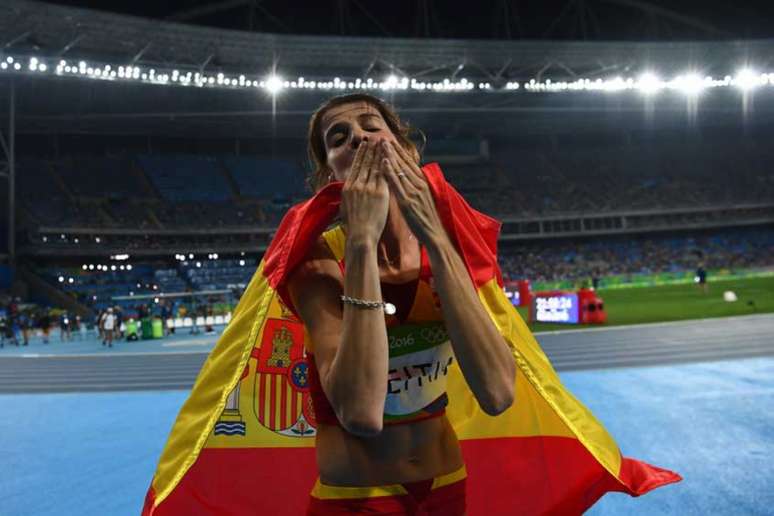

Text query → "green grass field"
[516,276,774,332]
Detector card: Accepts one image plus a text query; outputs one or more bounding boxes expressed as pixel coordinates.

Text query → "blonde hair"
[306,93,424,192]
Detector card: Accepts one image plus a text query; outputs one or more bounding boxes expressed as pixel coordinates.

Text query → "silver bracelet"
[340,295,397,315]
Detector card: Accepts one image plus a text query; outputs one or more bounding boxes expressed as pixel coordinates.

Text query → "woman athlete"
[287,94,516,515]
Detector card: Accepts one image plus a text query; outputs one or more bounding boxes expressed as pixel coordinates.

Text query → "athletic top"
[305,225,454,428]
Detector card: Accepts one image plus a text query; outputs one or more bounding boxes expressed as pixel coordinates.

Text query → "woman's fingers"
[360,140,380,185]
[348,140,375,186]
[382,154,408,200]
[345,140,368,186]
[344,141,366,187]
[385,141,423,189]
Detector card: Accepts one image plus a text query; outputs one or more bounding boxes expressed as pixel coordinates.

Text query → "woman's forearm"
[426,236,516,415]
[326,236,389,434]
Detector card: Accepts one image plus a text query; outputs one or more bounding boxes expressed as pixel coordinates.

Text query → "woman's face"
[320,101,398,182]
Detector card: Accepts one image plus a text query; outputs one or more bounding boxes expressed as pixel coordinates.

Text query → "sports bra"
[305,225,454,428]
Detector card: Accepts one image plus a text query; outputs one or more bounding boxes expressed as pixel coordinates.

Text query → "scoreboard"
[528,288,606,325]
[531,292,579,324]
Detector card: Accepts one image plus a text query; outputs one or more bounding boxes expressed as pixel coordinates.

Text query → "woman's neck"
[376,196,417,270]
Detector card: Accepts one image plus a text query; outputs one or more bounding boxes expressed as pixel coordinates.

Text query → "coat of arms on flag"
[213,297,316,441]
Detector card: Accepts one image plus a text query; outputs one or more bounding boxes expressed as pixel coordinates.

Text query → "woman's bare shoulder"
[287,236,343,326]
[288,236,342,292]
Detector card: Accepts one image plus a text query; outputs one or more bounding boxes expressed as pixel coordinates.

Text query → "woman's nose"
[351,130,369,148]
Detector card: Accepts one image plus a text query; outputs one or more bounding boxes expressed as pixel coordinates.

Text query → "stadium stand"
[221,156,306,200]
[180,259,253,291]
[137,155,233,202]
[498,227,774,283]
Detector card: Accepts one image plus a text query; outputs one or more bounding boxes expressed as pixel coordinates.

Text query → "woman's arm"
[381,140,516,416]
[287,239,389,437]
[288,139,391,436]
[425,236,516,416]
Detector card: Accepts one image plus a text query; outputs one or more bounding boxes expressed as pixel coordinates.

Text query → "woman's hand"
[381,140,449,248]
[340,139,390,245]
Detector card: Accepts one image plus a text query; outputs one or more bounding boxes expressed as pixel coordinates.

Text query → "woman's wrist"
[424,231,454,262]
[345,233,379,253]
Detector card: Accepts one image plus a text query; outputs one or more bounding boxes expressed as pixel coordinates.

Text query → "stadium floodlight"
[239,260,246,266]
[734,68,765,91]
[82,264,88,270]
[188,253,194,259]
[671,73,706,96]
[636,72,663,95]
[126,264,133,271]
[89,264,94,270]
[265,75,284,94]
[68,278,74,284]
[58,276,64,282]
[5,51,774,98]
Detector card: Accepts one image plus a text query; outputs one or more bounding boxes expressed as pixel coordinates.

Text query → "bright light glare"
[265,75,284,94]
[672,74,705,96]
[637,73,663,95]
[735,68,762,91]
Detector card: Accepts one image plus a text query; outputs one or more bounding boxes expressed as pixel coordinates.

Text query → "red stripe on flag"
[270,374,277,430]
[143,447,317,516]
[291,389,298,425]
[143,436,678,516]
[461,436,680,515]
[281,376,288,429]
[258,372,266,424]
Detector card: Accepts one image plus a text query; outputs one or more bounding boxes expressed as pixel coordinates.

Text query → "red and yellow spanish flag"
[142,163,680,515]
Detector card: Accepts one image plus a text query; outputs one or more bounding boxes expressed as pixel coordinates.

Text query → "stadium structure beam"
[599,0,730,36]
[3,31,30,49]
[167,0,252,22]
[350,0,392,37]
[2,80,15,265]
[57,34,85,57]
[132,42,153,63]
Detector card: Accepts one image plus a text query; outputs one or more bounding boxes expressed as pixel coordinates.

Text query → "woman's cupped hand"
[340,138,390,244]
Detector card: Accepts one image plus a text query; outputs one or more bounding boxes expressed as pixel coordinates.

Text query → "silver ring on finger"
[397,172,407,178]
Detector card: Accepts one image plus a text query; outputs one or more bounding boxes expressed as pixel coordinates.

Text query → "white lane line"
[162,340,216,347]
[533,313,774,336]
[0,350,211,359]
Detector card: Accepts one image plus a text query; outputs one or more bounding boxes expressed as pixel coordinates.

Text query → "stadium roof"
[2,0,774,139]
[4,0,774,81]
